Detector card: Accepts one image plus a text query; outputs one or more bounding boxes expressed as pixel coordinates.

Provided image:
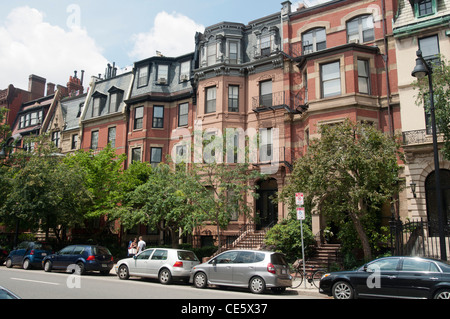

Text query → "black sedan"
[319,256,450,299]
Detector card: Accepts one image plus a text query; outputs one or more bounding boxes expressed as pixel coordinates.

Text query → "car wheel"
[159,268,173,285]
[76,262,85,275]
[249,276,266,294]
[118,265,129,280]
[5,258,12,268]
[22,258,32,270]
[193,272,208,289]
[332,281,354,299]
[434,289,450,299]
[44,260,52,272]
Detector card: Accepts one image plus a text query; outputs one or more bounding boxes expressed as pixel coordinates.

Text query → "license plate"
[102,264,107,267]
[42,253,47,256]
[281,269,287,274]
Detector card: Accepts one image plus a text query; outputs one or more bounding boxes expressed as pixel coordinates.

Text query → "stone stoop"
[305,244,341,270]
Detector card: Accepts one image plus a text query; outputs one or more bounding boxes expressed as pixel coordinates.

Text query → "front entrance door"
[256,179,278,230]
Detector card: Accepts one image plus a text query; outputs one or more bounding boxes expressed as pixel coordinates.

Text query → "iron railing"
[252,89,308,113]
[390,218,450,260]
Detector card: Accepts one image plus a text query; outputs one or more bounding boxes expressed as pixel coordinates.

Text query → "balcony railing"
[402,129,444,146]
[252,89,308,114]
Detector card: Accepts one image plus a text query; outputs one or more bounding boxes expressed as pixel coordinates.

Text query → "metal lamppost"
[411,50,447,261]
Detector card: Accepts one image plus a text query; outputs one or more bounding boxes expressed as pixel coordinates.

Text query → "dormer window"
[255,27,279,58]
[229,42,239,64]
[108,87,124,113]
[415,0,436,17]
[77,103,84,118]
[207,42,217,66]
[92,92,107,117]
[180,61,190,82]
[260,34,271,56]
[137,65,149,87]
[157,64,169,84]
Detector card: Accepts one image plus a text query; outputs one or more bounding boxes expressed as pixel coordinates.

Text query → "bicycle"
[290,259,327,289]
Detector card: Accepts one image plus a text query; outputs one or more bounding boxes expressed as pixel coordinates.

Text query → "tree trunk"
[349,211,372,261]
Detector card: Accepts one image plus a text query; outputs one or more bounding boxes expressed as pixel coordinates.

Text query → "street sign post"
[296,194,306,289]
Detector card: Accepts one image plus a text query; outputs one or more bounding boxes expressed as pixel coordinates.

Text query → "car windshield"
[178,251,199,261]
[93,246,111,256]
[0,289,18,299]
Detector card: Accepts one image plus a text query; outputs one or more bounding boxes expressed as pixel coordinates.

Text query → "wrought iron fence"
[390,218,450,260]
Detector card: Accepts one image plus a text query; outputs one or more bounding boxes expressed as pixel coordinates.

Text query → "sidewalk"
[291,282,330,298]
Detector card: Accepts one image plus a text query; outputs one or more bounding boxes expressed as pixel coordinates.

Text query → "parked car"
[42,244,113,275]
[0,246,9,266]
[190,249,292,294]
[0,286,20,299]
[319,256,450,299]
[5,241,53,269]
[116,248,200,285]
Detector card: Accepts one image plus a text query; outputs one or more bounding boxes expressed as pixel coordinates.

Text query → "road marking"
[11,277,60,286]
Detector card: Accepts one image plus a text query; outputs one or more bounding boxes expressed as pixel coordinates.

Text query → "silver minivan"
[116,248,200,284]
[190,249,292,294]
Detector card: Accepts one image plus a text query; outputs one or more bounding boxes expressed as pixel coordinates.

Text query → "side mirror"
[210,258,217,266]
[133,255,137,260]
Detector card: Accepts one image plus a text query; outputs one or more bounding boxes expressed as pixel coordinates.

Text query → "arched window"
[302,28,326,54]
[346,15,374,43]
[425,169,450,236]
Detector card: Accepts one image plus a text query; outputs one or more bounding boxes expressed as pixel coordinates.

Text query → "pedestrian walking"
[137,236,146,254]
[128,238,137,257]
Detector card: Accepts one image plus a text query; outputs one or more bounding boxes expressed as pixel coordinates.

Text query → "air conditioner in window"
[349,38,360,44]
[180,74,189,82]
[158,78,167,84]
[303,49,313,55]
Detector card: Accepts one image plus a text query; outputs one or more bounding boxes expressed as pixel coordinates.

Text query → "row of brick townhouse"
[1,0,449,252]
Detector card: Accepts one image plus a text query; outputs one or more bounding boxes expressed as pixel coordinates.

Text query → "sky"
[0,0,330,91]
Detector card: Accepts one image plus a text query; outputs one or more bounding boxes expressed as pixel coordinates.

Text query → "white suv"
[115,248,200,284]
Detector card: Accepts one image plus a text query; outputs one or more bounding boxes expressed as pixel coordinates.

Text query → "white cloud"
[129,11,204,60]
[0,6,108,90]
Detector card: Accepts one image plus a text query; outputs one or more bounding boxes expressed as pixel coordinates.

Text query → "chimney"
[47,83,56,95]
[67,70,84,96]
[28,74,46,98]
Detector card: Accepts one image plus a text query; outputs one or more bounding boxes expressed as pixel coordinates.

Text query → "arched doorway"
[425,169,450,236]
[256,178,278,230]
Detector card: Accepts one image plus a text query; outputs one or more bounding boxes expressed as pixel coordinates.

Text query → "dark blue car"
[42,244,114,275]
[5,241,53,270]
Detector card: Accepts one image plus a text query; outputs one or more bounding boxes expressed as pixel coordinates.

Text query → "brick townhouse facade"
[2,0,449,250]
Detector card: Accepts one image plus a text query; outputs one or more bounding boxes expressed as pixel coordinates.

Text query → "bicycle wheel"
[290,270,303,288]
[312,270,326,289]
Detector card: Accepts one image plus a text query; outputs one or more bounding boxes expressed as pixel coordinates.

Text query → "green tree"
[264,214,315,263]
[413,56,450,160]
[191,160,263,249]
[1,135,92,242]
[114,163,208,247]
[281,120,404,261]
[63,145,127,221]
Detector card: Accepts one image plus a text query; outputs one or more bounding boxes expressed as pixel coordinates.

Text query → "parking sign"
[295,193,304,206]
[296,207,305,220]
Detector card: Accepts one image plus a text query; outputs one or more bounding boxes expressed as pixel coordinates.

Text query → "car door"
[147,249,168,277]
[353,257,400,298]
[53,246,75,269]
[131,249,153,276]
[209,251,238,285]
[231,251,257,286]
[396,258,442,298]
[11,242,29,265]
